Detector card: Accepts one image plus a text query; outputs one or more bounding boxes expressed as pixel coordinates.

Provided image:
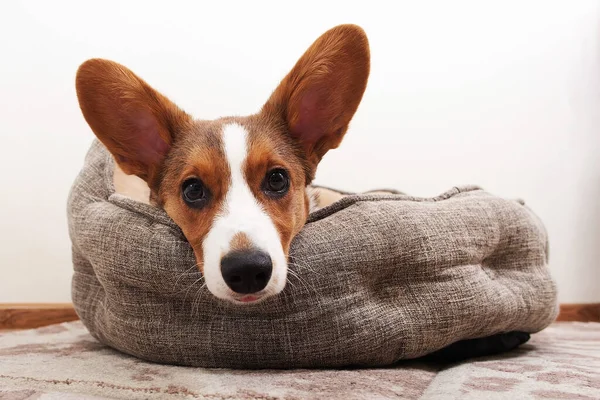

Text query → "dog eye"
[182,178,208,208]
[263,169,290,198]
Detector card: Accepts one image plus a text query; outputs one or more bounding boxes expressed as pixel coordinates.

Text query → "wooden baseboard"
[0,303,79,330]
[0,302,598,330]
[555,303,600,322]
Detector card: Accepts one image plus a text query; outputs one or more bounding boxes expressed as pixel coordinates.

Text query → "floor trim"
[1,302,599,330]
[0,303,79,330]
[555,303,600,322]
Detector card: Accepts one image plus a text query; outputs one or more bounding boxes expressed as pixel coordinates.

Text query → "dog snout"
[220,250,273,294]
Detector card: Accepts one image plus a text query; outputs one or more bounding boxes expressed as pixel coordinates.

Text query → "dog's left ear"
[262,24,370,179]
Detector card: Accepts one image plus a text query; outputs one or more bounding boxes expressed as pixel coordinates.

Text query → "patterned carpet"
[0,322,598,399]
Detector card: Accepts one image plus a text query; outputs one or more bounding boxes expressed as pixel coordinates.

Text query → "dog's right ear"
[76,59,191,185]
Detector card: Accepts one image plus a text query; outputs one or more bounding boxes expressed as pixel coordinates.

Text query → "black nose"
[220,250,273,294]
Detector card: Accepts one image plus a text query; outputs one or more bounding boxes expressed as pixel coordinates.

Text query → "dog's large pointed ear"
[261,24,370,178]
[76,59,191,186]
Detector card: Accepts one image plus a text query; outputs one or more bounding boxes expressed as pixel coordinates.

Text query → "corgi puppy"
[75,24,370,304]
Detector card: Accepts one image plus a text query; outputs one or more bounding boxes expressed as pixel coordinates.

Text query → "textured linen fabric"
[67,141,558,368]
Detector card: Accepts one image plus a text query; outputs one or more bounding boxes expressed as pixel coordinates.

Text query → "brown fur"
[76,59,193,189]
[261,24,370,180]
[75,24,370,275]
[229,233,253,252]
[241,114,308,256]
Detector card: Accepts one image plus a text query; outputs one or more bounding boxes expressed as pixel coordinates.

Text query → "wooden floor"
[0,303,599,331]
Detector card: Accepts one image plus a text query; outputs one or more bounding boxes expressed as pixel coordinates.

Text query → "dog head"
[75,24,370,303]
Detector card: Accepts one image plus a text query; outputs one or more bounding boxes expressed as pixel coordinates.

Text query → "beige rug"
[0,322,598,399]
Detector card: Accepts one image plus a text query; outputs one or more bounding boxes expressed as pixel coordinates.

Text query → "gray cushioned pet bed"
[68,141,558,368]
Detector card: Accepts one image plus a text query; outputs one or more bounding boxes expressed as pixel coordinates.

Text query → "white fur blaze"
[202,123,287,301]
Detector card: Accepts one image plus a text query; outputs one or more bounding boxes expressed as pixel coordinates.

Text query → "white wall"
[1,1,598,303]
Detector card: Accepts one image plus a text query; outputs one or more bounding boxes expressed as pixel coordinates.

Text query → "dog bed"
[67,141,558,368]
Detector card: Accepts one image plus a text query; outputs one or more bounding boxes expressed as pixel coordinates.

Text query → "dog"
[75,24,370,305]
[76,25,533,361]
